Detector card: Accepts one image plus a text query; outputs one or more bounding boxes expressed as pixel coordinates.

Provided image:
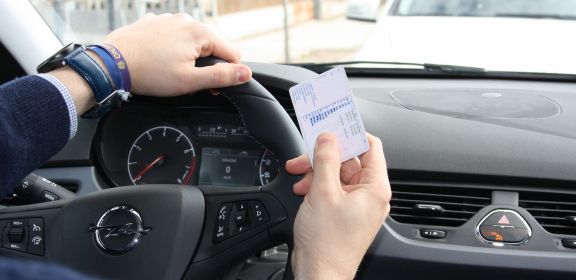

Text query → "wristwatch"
[37,43,129,118]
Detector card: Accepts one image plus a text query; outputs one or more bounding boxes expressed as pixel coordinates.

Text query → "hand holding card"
[289,66,369,166]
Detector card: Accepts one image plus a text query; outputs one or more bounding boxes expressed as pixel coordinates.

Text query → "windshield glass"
[392,0,576,18]
[29,0,576,75]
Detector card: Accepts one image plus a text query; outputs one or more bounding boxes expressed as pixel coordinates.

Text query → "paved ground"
[229,16,377,64]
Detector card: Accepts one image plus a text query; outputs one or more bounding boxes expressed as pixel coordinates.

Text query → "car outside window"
[391,0,576,18]
[29,0,576,75]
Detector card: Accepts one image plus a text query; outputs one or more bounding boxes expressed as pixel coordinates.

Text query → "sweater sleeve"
[0,75,72,198]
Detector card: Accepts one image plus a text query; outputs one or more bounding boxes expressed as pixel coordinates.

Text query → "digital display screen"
[199,147,259,186]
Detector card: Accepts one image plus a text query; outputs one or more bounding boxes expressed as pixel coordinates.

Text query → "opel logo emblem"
[89,205,151,255]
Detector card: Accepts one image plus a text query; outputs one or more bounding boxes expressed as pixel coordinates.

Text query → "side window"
[0,42,26,84]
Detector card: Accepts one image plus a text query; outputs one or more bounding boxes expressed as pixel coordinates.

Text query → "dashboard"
[37,62,576,280]
[97,101,278,188]
[4,2,576,278]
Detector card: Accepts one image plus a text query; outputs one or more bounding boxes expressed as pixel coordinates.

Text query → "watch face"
[36,43,81,73]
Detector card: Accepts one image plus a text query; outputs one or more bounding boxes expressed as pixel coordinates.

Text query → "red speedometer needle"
[134,155,165,182]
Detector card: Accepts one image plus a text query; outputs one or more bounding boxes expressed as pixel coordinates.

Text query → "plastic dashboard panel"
[353,77,576,182]
[35,63,576,279]
[349,77,576,279]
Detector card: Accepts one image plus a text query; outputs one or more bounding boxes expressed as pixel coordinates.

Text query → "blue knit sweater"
[0,76,70,196]
[0,76,98,279]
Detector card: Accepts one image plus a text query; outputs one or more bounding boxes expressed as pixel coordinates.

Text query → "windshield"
[391,0,576,18]
[29,0,576,75]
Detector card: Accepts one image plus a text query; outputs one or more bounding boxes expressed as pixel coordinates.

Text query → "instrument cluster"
[97,104,278,188]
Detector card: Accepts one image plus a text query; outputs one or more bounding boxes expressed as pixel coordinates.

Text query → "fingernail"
[315,133,334,148]
[237,67,250,82]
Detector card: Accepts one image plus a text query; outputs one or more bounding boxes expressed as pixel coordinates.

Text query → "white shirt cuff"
[37,73,78,140]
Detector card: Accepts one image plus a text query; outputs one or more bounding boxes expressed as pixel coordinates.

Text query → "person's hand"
[104,13,252,96]
[286,133,391,280]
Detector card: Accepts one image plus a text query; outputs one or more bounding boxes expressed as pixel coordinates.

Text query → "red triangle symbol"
[498,215,510,225]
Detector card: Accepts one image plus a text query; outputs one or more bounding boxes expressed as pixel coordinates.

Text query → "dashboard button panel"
[479,225,529,243]
[213,200,270,243]
[477,209,531,245]
[561,239,576,249]
[3,219,27,252]
[214,203,231,243]
[8,227,25,243]
[482,210,526,227]
[27,218,45,256]
[1,217,44,255]
[251,200,270,225]
[233,210,248,227]
[420,229,447,239]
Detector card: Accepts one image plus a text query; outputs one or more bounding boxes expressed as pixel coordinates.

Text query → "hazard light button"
[477,210,531,244]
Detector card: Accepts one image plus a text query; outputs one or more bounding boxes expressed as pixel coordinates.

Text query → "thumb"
[310,133,342,196]
[190,63,252,91]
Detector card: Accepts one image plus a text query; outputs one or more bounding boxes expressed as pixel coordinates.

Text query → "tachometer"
[127,126,196,185]
[259,149,278,186]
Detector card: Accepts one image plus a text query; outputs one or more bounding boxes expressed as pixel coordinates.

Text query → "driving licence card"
[289,66,369,165]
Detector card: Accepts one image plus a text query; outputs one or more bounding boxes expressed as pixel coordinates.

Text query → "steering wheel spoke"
[0,185,206,279]
[183,188,288,278]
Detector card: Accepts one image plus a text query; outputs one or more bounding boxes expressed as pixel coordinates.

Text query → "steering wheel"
[0,57,306,279]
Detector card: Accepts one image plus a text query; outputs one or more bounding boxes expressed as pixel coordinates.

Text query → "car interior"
[1,1,576,280]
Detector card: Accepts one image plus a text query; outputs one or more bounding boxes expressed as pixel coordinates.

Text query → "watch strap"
[81,94,122,119]
[64,47,114,104]
[87,45,123,90]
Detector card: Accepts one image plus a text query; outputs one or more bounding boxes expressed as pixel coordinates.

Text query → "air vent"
[519,191,576,236]
[390,182,492,227]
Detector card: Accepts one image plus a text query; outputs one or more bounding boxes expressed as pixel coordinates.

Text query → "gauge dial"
[259,149,278,186]
[127,126,196,185]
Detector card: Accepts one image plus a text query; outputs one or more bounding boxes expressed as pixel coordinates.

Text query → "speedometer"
[127,126,196,185]
[259,149,278,186]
